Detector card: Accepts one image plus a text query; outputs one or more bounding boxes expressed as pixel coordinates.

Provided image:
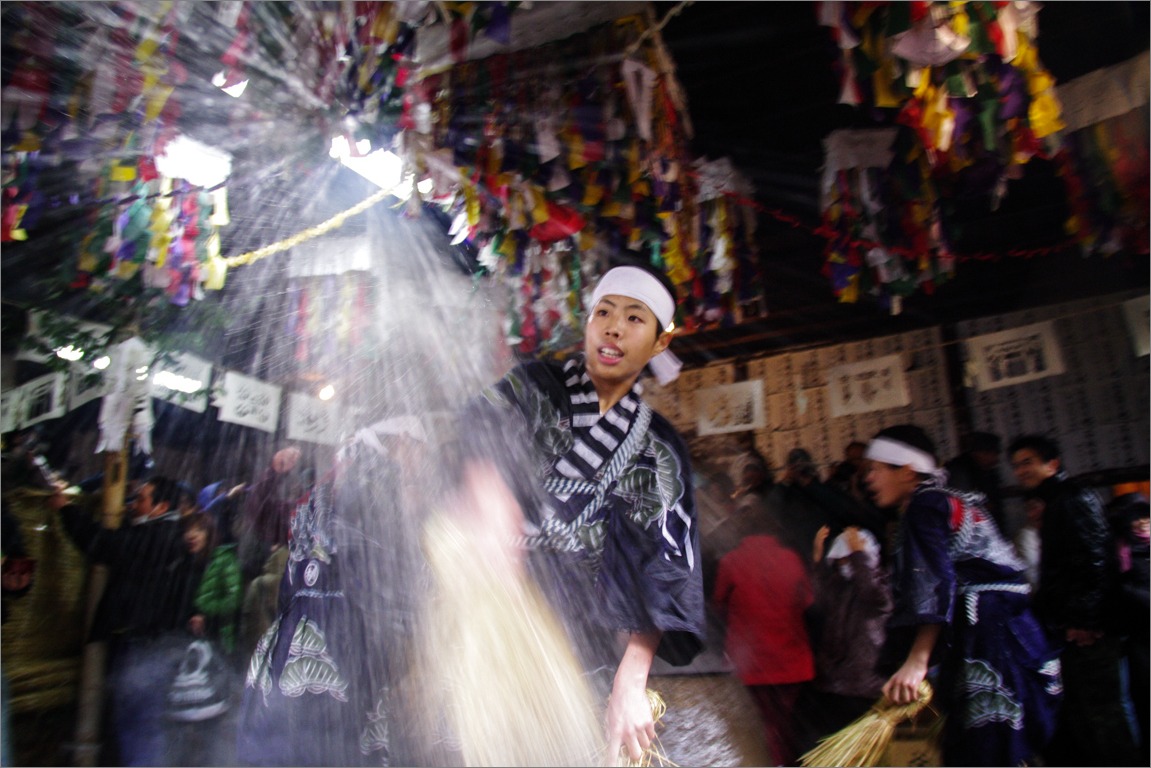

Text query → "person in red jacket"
[714,508,814,767]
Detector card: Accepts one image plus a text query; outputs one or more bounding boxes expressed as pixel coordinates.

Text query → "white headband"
[589,266,675,332]
[826,528,881,572]
[866,436,937,474]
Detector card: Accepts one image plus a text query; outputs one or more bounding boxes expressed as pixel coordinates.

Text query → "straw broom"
[419,513,679,767]
[418,513,603,766]
[799,681,937,768]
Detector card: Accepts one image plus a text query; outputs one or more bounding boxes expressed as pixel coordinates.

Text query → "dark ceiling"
[2,2,1148,370]
[653,1,1150,364]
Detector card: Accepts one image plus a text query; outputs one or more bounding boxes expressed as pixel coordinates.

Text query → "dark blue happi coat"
[886,478,1062,767]
[466,354,705,670]
[236,443,415,767]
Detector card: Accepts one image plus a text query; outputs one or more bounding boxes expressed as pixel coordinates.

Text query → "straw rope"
[799,681,939,768]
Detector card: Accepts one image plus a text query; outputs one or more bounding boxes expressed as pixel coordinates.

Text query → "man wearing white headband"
[586,264,682,393]
[863,425,1061,766]
[446,262,703,764]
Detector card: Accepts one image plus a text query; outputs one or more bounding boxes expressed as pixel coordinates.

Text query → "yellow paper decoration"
[528,185,549,225]
[203,257,227,290]
[567,133,587,170]
[209,187,230,227]
[581,183,605,207]
[110,164,136,183]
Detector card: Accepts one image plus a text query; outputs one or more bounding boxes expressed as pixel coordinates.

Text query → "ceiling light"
[156,134,233,187]
[318,384,335,401]
[93,356,111,370]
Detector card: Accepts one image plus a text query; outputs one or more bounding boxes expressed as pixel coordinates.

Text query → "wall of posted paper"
[644,289,1149,484]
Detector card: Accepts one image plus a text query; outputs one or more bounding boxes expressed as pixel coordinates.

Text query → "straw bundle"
[799,681,937,767]
[418,513,603,767]
[616,688,677,767]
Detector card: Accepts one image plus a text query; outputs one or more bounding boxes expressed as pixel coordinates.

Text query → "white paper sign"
[1,389,22,433]
[21,373,67,426]
[1122,294,1150,357]
[217,371,281,433]
[286,392,340,445]
[68,364,108,411]
[151,352,212,413]
[965,321,1066,391]
[696,380,766,436]
[827,354,910,417]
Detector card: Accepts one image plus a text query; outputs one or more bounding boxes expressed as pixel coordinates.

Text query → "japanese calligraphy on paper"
[286,392,340,445]
[21,373,67,427]
[827,354,910,417]
[697,380,766,436]
[218,371,281,433]
[965,321,1066,391]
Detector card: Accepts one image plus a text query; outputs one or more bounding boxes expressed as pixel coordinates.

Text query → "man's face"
[1010,449,1059,490]
[583,295,670,390]
[131,483,156,519]
[131,483,170,520]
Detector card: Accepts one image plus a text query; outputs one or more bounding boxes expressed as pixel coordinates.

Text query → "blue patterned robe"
[885,478,1062,766]
[465,354,705,672]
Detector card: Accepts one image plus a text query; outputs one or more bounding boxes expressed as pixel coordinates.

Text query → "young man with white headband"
[449,262,704,764]
[863,424,1061,766]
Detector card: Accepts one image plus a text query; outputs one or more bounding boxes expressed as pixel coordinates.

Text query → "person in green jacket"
[182,513,243,657]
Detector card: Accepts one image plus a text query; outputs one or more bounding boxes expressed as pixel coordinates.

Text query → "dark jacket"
[59,504,202,643]
[1034,472,1117,634]
[811,551,892,698]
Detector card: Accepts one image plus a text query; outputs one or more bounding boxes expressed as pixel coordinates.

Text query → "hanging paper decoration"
[397,9,763,353]
[95,335,155,455]
[815,1,1066,307]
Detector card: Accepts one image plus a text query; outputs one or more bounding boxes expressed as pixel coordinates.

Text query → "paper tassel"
[647,348,682,385]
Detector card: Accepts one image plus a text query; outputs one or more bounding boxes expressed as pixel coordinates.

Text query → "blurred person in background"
[1010,434,1138,767]
[714,507,813,767]
[869,426,1061,767]
[795,524,892,758]
[945,431,1007,536]
[52,475,201,766]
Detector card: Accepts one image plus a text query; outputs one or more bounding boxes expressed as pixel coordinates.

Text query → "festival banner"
[827,354,910,417]
[696,380,766,436]
[20,373,67,427]
[151,352,212,413]
[1122,294,1150,357]
[964,321,1066,391]
[216,371,281,433]
[286,392,340,445]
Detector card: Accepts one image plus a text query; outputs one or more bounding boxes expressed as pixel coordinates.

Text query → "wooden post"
[70,442,128,767]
